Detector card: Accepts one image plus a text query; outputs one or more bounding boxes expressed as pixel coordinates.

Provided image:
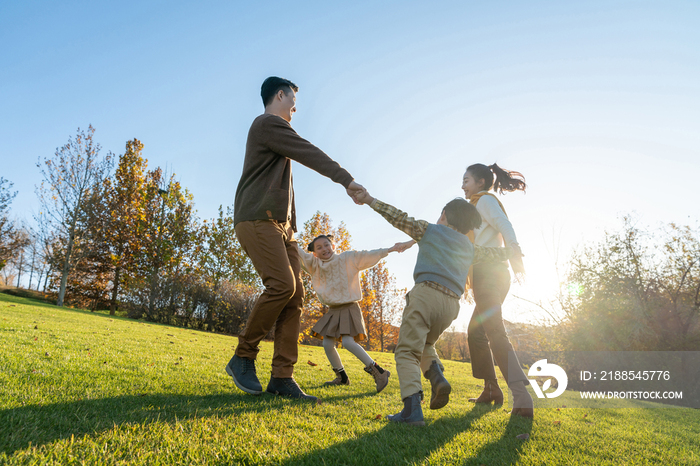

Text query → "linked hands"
[351,186,374,205]
[346,181,366,205]
[389,240,416,253]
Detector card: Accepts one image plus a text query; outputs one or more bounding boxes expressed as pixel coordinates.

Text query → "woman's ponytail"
[488,163,526,194]
[466,163,527,194]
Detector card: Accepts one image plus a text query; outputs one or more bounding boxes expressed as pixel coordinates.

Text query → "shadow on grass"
[0,292,61,311]
[0,392,307,455]
[2,391,534,464]
[278,404,532,466]
[470,413,534,465]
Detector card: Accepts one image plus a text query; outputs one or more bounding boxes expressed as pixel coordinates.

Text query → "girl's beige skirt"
[311,302,367,341]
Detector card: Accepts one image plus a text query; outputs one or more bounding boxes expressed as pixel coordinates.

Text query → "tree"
[61,183,114,310]
[0,177,19,273]
[31,211,59,292]
[103,139,148,314]
[196,205,258,329]
[359,260,404,352]
[35,126,113,306]
[127,169,199,321]
[297,212,352,343]
[562,217,700,351]
[198,205,257,289]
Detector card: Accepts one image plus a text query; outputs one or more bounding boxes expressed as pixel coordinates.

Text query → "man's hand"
[389,240,416,253]
[346,181,365,205]
[353,187,375,205]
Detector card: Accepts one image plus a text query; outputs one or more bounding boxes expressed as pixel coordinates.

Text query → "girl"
[461,163,533,418]
[298,234,413,392]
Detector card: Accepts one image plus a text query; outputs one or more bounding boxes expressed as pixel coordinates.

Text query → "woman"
[461,163,533,418]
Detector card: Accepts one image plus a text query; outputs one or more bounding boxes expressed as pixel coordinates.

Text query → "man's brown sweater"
[234,114,354,232]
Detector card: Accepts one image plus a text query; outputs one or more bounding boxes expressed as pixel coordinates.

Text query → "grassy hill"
[1,293,699,465]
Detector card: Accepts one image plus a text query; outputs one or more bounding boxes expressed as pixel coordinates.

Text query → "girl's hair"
[308,234,334,252]
[466,163,526,194]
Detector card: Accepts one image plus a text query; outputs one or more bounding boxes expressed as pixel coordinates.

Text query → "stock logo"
[527,359,568,399]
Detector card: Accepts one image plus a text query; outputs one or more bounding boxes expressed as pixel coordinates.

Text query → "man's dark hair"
[442,198,482,234]
[261,76,299,107]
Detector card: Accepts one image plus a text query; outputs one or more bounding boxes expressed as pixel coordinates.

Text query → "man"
[227,77,363,401]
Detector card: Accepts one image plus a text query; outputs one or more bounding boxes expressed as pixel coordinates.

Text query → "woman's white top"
[472,192,518,248]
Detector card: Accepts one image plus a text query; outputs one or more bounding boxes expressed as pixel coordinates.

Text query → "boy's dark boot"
[468,379,504,404]
[266,376,318,402]
[225,354,262,395]
[364,362,390,393]
[325,368,350,386]
[424,360,451,410]
[386,392,425,426]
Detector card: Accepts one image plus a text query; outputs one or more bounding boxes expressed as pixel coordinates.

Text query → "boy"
[353,189,514,425]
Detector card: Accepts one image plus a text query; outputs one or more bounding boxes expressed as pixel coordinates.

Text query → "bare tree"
[36,126,113,306]
[0,177,18,273]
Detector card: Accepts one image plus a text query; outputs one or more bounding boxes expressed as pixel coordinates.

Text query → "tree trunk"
[110,265,121,315]
[15,250,24,288]
[148,268,159,319]
[28,247,36,290]
[57,226,76,307]
[43,265,51,292]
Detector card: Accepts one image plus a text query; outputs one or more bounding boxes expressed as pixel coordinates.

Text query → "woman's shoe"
[468,379,504,404]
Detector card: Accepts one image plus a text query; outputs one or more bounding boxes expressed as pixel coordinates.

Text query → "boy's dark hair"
[467,163,527,194]
[308,234,334,252]
[261,76,299,107]
[442,198,482,234]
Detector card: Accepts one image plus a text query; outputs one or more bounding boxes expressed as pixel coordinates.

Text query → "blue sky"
[2,1,699,324]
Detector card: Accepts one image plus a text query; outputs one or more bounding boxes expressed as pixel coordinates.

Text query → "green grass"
[1,293,699,465]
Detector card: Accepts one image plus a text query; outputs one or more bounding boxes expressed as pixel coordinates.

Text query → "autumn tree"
[196,205,258,329]
[61,182,114,310]
[126,168,198,321]
[435,324,470,362]
[360,260,404,352]
[103,139,148,314]
[35,126,113,306]
[297,211,352,343]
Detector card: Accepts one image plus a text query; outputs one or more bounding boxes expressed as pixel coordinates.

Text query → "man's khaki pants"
[395,282,460,400]
[234,220,303,378]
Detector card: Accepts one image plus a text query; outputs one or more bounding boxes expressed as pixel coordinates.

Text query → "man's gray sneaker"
[266,376,318,402]
[226,354,262,395]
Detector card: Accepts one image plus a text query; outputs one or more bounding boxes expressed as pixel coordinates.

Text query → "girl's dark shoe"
[468,379,504,404]
[325,368,350,385]
[424,360,451,410]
